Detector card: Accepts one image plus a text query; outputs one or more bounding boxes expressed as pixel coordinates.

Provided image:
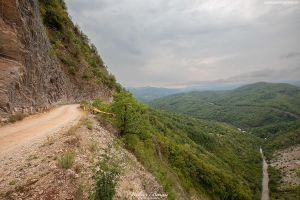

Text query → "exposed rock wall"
[0,0,113,118]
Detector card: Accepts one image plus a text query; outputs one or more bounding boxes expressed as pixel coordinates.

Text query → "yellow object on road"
[79,104,116,117]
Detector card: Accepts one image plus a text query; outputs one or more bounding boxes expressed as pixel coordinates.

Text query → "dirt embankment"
[270,144,300,190]
[0,105,165,199]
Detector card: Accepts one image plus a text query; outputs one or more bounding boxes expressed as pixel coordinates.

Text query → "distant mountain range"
[148,82,300,132]
[127,87,181,102]
[128,81,300,102]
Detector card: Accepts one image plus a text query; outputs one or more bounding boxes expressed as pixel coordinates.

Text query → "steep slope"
[0,113,165,199]
[0,0,119,119]
[94,91,262,199]
[148,82,300,198]
[148,109,262,199]
[260,120,300,200]
[149,82,300,131]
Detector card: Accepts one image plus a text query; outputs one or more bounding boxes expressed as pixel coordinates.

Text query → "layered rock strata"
[0,0,112,119]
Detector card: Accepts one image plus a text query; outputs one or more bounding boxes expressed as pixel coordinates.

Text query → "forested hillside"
[148,82,300,199]
[36,3,265,198]
[94,90,262,199]
[149,82,300,132]
[2,0,299,199]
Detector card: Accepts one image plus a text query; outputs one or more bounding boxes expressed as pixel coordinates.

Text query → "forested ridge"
[149,82,300,131]
[93,90,263,199]
[148,82,300,199]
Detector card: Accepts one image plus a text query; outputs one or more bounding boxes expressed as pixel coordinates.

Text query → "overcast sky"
[65,0,300,88]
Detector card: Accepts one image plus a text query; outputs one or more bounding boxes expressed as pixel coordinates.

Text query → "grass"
[9,180,18,185]
[26,155,38,162]
[64,113,88,136]
[74,184,85,200]
[88,139,98,153]
[56,150,76,169]
[295,167,300,177]
[46,135,55,145]
[9,114,27,123]
[84,119,93,130]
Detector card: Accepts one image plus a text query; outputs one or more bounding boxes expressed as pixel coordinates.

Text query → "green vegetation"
[90,143,124,200]
[296,167,300,178]
[259,121,300,199]
[9,180,18,186]
[74,184,84,200]
[56,150,75,169]
[268,166,282,194]
[93,90,262,199]
[84,119,93,130]
[261,121,300,159]
[37,1,299,198]
[149,82,300,199]
[88,139,98,153]
[111,91,149,136]
[149,82,300,132]
[38,0,121,91]
[9,113,27,123]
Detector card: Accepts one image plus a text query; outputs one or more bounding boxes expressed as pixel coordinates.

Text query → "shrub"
[9,180,18,185]
[69,66,76,74]
[88,139,98,153]
[295,167,300,177]
[84,120,93,130]
[74,184,84,200]
[9,114,27,123]
[90,142,124,200]
[61,56,70,65]
[82,72,89,78]
[57,150,75,169]
[81,99,89,106]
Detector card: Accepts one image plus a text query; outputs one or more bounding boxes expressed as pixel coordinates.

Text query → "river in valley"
[260,146,270,200]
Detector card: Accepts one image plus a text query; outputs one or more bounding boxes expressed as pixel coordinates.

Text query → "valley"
[148,82,300,199]
[0,0,299,199]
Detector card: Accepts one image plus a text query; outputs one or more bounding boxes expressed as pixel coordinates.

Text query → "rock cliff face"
[0,0,113,118]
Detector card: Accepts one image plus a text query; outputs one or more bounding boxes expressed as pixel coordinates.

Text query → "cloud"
[65,0,300,87]
[281,52,300,59]
[166,66,300,88]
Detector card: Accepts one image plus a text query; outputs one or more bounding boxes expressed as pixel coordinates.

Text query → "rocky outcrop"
[0,0,113,118]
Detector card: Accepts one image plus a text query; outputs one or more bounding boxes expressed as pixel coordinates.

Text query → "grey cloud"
[281,52,300,59]
[65,0,300,87]
[230,69,275,80]
[168,66,300,88]
[66,0,108,12]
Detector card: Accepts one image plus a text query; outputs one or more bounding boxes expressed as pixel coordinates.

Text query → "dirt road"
[0,104,82,157]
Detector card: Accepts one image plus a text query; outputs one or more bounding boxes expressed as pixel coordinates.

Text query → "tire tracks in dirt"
[0,104,82,158]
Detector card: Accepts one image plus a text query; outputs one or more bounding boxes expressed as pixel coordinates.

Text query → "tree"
[111,90,149,136]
